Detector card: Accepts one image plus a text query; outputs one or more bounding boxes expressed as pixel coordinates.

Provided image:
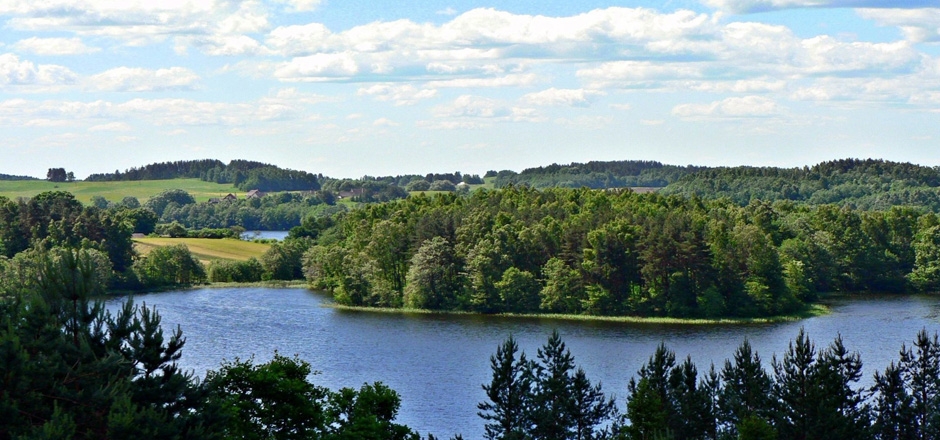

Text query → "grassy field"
[0,179,244,204]
[134,237,271,264]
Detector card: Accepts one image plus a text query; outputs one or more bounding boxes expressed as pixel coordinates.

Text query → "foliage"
[0,249,222,439]
[304,187,940,319]
[478,333,616,440]
[133,243,206,288]
[205,354,418,440]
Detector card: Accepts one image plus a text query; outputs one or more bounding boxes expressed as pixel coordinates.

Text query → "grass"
[134,237,271,264]
[325,302,831,325]
[0,178,245,204]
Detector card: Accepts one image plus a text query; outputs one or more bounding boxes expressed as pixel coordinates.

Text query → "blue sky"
[2,0,940,179]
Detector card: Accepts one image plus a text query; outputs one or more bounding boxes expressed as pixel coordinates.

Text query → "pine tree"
[479,336,533,440]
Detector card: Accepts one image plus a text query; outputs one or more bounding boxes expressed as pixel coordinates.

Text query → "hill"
[0,178,245,205]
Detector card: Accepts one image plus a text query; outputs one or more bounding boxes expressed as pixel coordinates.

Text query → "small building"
[223,193,238,201]
[338,188,365,199]
[208,197,221,204]
[246,189,266,199]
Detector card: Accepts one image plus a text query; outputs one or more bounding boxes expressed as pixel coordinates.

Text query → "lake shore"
[323,301,830,325]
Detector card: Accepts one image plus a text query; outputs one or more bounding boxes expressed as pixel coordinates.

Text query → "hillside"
[0,178,245,204]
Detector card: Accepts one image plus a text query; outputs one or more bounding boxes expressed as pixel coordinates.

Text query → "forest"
[3,157,940,438]
[303,186,940,318]
[2,259,939,440]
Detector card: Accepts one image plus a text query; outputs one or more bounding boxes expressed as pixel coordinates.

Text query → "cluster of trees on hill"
[303,186,940,318]
[139,188,343,230]
[0,172,37,181]
[0,191,212,292]
[85,159,321,192]
[477,329,940,440]
[662,158,940,211]
[492,160,706,189]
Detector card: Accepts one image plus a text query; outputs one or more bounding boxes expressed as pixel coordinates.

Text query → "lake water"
[240,230,290,241]
[105,288,940,438]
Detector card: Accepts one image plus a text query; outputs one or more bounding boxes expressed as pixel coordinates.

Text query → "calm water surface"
[106,288,940,438]
[240,230,290,241]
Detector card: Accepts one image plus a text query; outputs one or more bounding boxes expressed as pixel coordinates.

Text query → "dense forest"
[85,159,321,192]
[303,186,940,318]
[492,160,706,189]
[661,158,940,211]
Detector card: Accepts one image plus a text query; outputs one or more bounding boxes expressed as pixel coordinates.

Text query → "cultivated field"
[0,179,244,204]
[134,237,271,264]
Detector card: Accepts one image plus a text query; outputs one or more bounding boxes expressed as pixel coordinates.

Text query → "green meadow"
[0,179,244,204]
[134,237,271,264]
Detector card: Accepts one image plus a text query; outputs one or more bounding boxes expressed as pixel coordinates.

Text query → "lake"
[240,230,290,241]
[105,288,940,438]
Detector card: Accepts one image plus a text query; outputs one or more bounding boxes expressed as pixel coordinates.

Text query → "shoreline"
[323,302,831,325]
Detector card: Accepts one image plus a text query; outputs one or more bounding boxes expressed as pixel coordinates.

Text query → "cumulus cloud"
[1,0,270,53]
[373,117,399,126]
[273,0,322,13]
[12,37,99,55]
[858,8,940,43]
[88,67,200,92]
[88,122,131,132]
[357,84,438,105]
[521,88,605,107]
[431,95,542,126]
[0,53,76,87]
[672,96,782,120]
[703,0,936,14]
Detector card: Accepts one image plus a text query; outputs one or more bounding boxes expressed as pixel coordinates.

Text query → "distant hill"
[491,160,708,189]
[660,158,940,211]
[86,159,320,192]
[0,173,38,181]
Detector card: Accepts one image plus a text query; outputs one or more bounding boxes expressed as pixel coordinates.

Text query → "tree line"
[0,248,422,439]
[303,186,940,318]
[492,160,706,189]
[476,328,940,440]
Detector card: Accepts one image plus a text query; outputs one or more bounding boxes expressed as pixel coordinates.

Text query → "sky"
[2,0,940,179]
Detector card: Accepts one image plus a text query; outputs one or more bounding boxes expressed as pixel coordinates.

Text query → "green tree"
[539,257,584,314]
[404,237,461,310]
[478,336,533,440]
[325,382,418,440]
[717,340,773,438]
[133,243,206,288]
[497,267,541,314]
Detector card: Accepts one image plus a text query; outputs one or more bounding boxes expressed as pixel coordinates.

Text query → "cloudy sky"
[2,0,940,179]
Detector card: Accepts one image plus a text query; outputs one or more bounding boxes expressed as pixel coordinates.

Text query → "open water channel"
[105,288,940,438]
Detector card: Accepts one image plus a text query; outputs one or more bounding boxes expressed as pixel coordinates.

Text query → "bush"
[208,258,264,283]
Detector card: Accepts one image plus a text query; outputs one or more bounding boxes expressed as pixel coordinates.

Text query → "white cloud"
[274,0,322,13]
[640,119,665,125]
[703,0,936,14]
[437,7,459,16]
[858,8,940,43]
[88,67,200,92]
[373,117,399,126]
[426,74,538,88]
[432,95,542,123]
[0,53,76,87]
[521,88,605,107]
[357,84,438,105]
[672,96,782,120]
[1,0,271,54]
[12,37,99,55]
[274,52,359,81]
[88,122,131,132]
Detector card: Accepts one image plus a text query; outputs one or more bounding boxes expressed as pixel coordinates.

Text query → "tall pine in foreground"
[0,248,222,439]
